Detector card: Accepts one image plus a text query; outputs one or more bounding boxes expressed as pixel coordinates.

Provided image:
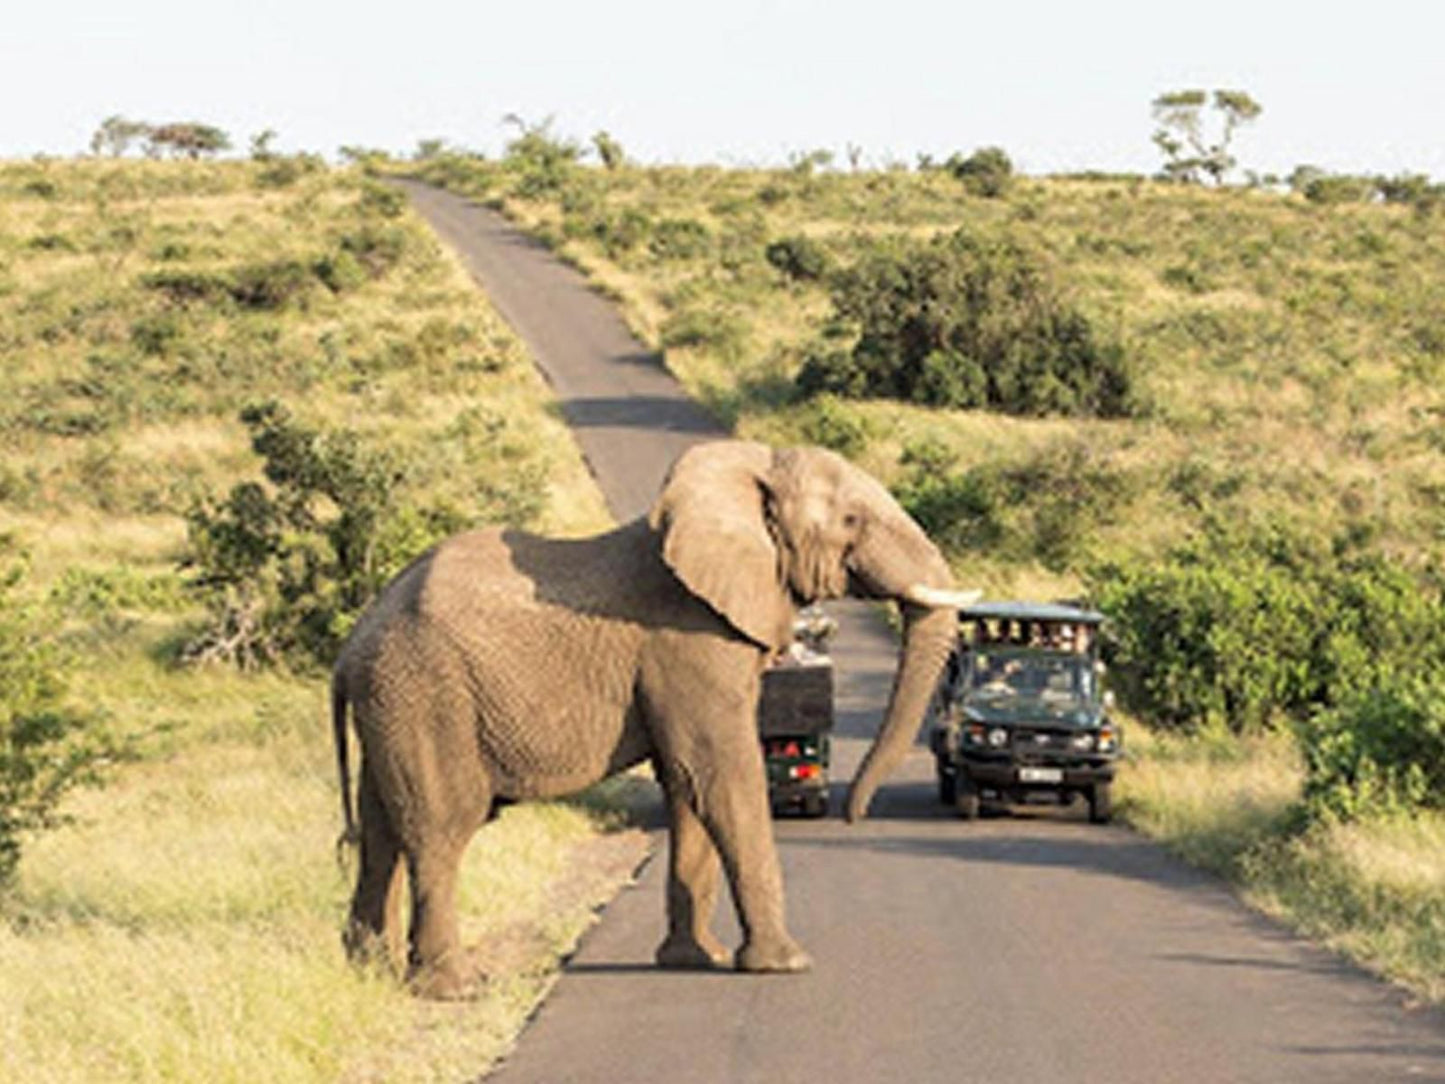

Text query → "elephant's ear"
[649,441,793,651]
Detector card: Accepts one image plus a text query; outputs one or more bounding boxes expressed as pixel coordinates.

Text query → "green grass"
[0,157,630,1082]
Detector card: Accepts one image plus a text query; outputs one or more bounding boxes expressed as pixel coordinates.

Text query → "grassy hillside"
[410,155,1445,593]
[405,149,1445,1003]
[0,158,641,1083]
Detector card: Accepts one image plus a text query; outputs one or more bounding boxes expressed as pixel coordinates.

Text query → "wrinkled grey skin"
[332,441,960,998]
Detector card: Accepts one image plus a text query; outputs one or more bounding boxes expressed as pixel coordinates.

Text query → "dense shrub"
[946,146,1014,198]
[0,557,116,886]
[1300,677,1445,820]
[1090,523,1445,735]
[254,153,325,189]
[796,228,1134,417]
[648,218,711,261]
[357,181,407,219]
[764,235,831,281]
[141,269,232,306]
[336,224,408,278]
[228,259,316,310]
[577,207,652,258]
[182,402,467,668]
[502,117,583,198]
[794,395,871,456]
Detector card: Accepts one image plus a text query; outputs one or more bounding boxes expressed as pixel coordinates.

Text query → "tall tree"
[89,115,151,157]
[1152,89,1262,185]
[146,122,231,160]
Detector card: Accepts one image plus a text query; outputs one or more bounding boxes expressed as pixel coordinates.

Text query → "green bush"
[141,269,232,306]
[337,224,408,278]
[182,402,466,668]
[946,146,1014,198]
[0,557,115,887]
[1090,524,1445,734]
[313,249,369,294]
[227,259,316,311]
[502,117,583,198]
[1300,677,1445,820]
[357,181,406,219]
[796,228,1134,417]
[130,311,187,356]
[764,235,831,281]
[254,153,325,190]
[794,395,870,456]
[577,207,652,258]
[648,218,712,261]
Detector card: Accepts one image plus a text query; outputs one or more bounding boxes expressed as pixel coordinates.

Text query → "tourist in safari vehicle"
[930,601,1119,823]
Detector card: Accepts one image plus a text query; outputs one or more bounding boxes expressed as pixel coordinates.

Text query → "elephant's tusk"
[903,585,983,609]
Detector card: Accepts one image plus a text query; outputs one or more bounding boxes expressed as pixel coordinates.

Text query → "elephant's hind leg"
[397,745,493,1001]
[404,830,481,1000]
[344,760,406,972]
[654,763,730,970]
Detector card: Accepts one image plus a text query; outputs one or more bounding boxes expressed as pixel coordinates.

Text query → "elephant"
[331,439,976,998]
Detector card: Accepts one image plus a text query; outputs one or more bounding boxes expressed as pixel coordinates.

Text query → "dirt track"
[398,180,1445,1083]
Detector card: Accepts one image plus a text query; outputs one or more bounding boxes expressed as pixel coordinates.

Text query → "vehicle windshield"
[964,650,1095,708]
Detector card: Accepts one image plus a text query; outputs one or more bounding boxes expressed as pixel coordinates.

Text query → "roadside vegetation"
[0,156,642,1083]
[400,127,1445,1003]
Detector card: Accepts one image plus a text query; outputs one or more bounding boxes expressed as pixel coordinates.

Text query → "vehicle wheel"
[938,768,957,805]
[1088,782,1113,824]
[955,777,981,821]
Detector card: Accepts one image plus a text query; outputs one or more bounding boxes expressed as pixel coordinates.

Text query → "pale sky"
[4,0,1442,178]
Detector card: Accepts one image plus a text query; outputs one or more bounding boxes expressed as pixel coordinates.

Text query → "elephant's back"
[373,525,659,794]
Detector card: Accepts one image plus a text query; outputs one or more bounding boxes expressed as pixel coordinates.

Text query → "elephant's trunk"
[842,504,966,822]
[844,600,959,821]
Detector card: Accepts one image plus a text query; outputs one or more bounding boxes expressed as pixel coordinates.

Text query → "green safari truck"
[929,601,1120,823]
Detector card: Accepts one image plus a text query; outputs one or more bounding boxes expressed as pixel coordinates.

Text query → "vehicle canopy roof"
[958,601,1105,626]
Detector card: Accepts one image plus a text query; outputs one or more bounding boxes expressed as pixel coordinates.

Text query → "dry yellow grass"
[1118,722,1445,1003]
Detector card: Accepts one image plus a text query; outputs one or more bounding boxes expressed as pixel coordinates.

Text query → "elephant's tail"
[332,675,360,861]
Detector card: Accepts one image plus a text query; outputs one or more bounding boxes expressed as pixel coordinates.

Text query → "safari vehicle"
[759,607,835,818]
[929,602,1119,823]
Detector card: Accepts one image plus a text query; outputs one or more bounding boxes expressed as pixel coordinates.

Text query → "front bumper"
[955,755,1115,789]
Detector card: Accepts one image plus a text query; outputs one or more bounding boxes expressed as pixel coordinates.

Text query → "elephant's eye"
[842,512,861,530]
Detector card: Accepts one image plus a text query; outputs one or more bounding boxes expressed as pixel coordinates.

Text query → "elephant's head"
[649,440,977,821]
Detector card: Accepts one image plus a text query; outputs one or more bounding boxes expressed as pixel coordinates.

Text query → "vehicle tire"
[1088,782,1113,824]
[955,777,981,821]
[938,768,957,805]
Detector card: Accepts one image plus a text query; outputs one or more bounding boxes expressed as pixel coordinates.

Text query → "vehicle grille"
[1009,728,1077,762]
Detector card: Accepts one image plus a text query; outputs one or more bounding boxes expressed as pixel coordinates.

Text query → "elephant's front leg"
[653,761,730,969]
[654,724,811,973]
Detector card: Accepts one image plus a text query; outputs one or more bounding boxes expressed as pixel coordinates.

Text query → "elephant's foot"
[735,936,812,974]
[342,923,403,977]
[655,932,730,970]
[407,953,484,1001]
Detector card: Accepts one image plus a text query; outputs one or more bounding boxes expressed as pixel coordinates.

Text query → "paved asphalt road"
[399,180,1445,1083]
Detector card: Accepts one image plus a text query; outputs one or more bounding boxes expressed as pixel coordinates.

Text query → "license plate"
[1018,767,1063,783]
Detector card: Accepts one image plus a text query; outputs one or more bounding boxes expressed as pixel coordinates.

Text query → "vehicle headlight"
[988,728,1008,748]
[1070,733,1095,751]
